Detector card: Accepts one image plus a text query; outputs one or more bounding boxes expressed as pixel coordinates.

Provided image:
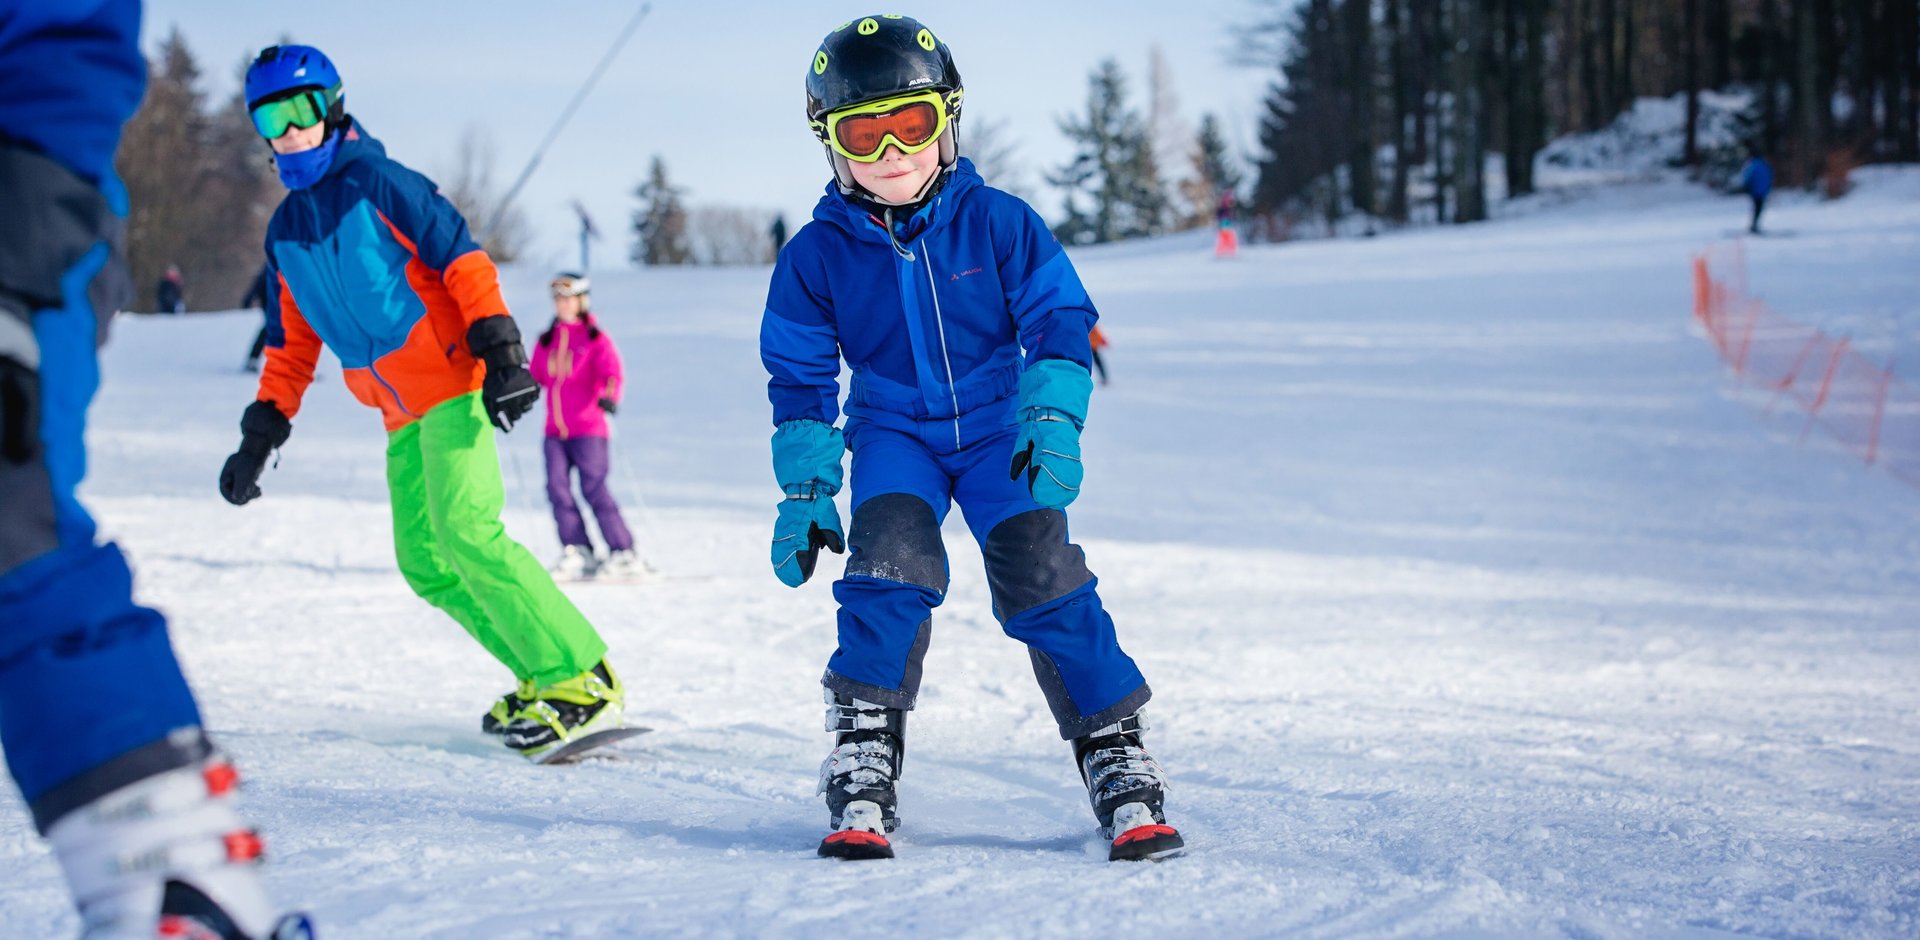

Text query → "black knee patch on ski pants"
[982,509,1093,621]
[845,493,948,594]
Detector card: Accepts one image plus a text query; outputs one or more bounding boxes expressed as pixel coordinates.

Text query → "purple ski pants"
[543,436,634,552]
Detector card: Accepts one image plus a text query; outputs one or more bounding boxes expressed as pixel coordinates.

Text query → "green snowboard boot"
[501,661,625,759]
[481,677,539,736]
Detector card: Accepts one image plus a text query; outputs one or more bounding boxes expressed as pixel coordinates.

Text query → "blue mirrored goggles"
[249,86,337,140]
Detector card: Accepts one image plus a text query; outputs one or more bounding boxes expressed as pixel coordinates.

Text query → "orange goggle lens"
[831,100,941,161]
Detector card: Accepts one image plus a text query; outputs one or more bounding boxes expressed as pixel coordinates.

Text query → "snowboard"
[530,726,652,765]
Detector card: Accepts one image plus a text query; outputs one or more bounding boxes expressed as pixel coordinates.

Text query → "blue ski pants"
[826,418,1149,740]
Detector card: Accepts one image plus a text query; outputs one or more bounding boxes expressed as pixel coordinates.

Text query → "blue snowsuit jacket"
[761,159,1097,452]
[1742,157,1774,199]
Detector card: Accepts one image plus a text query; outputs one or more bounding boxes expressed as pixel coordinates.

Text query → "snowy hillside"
[4,168,1918,938]
[1538,90,1756,180]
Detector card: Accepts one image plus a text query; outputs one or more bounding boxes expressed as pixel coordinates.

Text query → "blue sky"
[144,1,1271,268]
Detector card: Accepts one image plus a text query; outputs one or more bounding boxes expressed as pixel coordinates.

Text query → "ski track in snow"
[4,169,1919,938]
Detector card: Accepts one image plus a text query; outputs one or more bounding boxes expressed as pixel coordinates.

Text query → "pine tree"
[117,32,276,312]
[631,156,690,266]
[1048,58,1161,244]
[1183,113,1242,223]
[1450,0,1487,223]
[1252,0,1346,225]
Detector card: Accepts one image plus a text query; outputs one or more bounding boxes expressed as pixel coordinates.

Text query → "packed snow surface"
[4,169,1918,938]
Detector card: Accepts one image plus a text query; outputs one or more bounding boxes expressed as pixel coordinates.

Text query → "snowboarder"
[242,263,269,372]
[762,14,1184,862]
[0,3,310,936]
[530,272,643,581]
[156,263,185,314]
[1737,148,1773,235]
[218,44,625,760]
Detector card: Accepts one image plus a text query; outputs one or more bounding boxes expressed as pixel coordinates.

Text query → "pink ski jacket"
[530,316,623,439]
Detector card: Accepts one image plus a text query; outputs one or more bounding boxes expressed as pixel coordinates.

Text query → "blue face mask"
[272,131,341,190]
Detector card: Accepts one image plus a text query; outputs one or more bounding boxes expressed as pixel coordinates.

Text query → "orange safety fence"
[1693,241,1920,488]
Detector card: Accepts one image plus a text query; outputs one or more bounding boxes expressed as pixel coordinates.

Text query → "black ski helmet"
[805,14,964,196]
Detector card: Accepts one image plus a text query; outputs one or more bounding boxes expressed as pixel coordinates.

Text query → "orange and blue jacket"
[255,122,508,430]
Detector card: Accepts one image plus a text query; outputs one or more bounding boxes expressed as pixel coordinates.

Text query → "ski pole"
[606,419,652,519]
[503,433,535,511]
[605,418,658,563]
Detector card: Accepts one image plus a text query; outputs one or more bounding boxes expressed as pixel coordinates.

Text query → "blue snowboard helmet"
[245,44,347,190]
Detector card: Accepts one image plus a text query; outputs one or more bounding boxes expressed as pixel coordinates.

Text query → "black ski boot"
[816,692,904,859]
[1074,712,1185,861]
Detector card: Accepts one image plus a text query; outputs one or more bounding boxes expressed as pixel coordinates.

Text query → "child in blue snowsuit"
[760,14,1183,863]
[0,2,307,936]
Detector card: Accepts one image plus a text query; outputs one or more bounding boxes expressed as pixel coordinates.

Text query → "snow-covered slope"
[3,169,1917,938]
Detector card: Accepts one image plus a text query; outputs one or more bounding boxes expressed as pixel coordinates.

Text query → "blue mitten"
[1009,359,1094,510]
[770,419,846,587]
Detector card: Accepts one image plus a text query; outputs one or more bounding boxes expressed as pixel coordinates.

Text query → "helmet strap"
[938,121,959,169]
[828,150,859,194]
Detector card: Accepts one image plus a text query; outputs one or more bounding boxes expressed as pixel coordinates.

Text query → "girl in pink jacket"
[530,273,640,580]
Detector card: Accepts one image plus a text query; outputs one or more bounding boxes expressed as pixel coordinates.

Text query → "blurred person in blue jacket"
[1737,147,1774,235]
[0,1,310,936]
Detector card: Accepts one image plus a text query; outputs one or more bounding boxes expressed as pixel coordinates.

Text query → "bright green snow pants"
[386,392,606,686]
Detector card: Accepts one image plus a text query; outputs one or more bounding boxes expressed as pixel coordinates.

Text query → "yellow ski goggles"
[812,89,961,163]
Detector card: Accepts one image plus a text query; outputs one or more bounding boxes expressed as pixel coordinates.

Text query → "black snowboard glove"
[597,396,617,415]
[219,400,291,506]
[468,315,538,432]
[0,354,38,465]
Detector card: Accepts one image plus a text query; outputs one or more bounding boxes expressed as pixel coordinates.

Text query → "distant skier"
[241,262,269,372]
[218,44,626,760]
[1089,325,1111,386]
[770,213,788,256]
[763,15,1183,862]
[155,262,185,313]
[1214,190,1239,257]
[530,272,644,581]
[1737,148,1773,235]
[0,2,310,936]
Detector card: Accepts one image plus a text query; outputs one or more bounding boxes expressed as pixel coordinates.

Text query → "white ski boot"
[46,747,313,938]
[595,549,651,582]
[548,545,597,581]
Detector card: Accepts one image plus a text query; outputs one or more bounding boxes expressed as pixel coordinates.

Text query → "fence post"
[1733,300,1761,376]
[1809,338,1851,416]
[1866,367,1892,465]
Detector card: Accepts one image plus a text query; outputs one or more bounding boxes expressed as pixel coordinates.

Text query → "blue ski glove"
[770,419,846,587]
[1009,359,1094,510]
